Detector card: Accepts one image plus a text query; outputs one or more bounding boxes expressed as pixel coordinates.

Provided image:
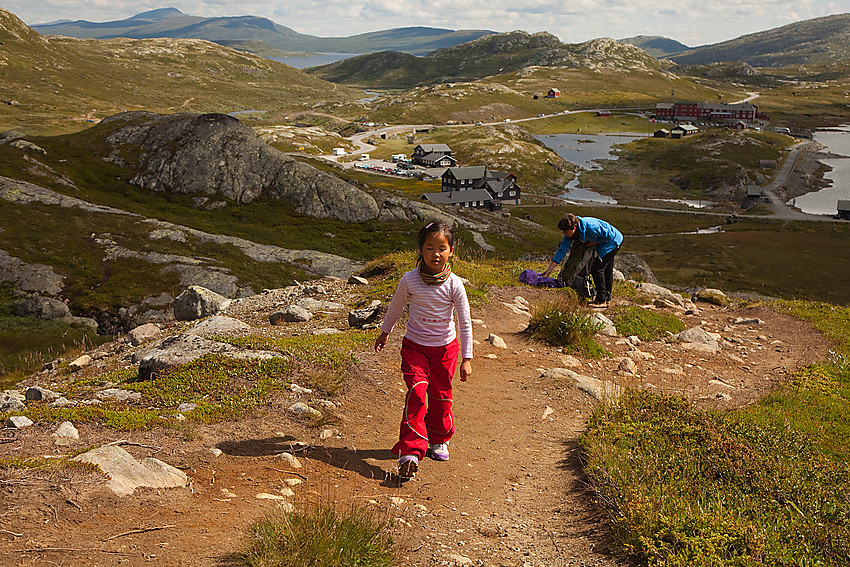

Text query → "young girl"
[374,222,473,479]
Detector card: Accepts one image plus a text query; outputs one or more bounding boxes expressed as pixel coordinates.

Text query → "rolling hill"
[31,8,495,56]
[0,9,361,135]
[667,13,850,67]
[619,35,690,58]
[306,31,665,87]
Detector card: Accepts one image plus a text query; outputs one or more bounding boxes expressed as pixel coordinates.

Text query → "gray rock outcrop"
[101,112,379,222]
[14,295,70,319]
[0,250,64,295]
[173,286,231,321]
[133,334,238,379]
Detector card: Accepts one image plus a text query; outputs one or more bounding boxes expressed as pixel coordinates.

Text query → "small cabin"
[547,88,561,98]
[838,200,850,220]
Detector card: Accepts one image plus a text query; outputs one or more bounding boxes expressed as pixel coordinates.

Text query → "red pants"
[392,337,458,459]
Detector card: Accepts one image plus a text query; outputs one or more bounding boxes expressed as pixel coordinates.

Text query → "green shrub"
[581,299,850,566]
[524,294,607,358]
[246,502,401,567]
[608,305,686,341]
[582,388,850,566]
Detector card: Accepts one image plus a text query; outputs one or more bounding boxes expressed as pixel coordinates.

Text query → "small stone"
[284,478,303,486]
[276,452,302,468]
[487,334,507,349]
[256,492,287,500]
[52,421,79,439]
[177,403,197,412]
[288,402,322,418]
[733,317,764,325]
[209,448,223,457]
[26,386,59,401]
[127,323,161,346]
[68,355,93,371]
[319,428,336,440]
[279,487,295,497]
[388,496,405,506]
[6,415,34,429]
[290,384,313,394]
[618,358,638,374]
[270,305,312,324]
[347,275,369,285]
[485,353,498,359]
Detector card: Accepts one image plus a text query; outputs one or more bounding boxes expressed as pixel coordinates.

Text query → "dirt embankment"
[0,282,829,567]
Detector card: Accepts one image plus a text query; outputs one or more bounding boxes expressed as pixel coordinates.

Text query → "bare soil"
[0,283,829,567]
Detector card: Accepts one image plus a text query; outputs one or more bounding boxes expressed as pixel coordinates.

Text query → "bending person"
[541,213,623,308]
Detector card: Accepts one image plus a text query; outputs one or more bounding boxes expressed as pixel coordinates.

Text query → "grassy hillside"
[0,9,363,135]
[576,129,792,202]
[307,32,665,88]
[669,13,850,67]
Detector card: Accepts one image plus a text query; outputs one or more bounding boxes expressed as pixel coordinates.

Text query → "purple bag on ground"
[519,269,563,288]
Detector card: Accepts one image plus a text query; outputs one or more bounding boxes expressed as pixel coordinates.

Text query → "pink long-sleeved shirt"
[380,269,473,359]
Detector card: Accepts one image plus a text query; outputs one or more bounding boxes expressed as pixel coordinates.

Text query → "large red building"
[655,102,758,123]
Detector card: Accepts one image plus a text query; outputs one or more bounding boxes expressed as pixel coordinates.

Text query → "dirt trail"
[0,284,829,566]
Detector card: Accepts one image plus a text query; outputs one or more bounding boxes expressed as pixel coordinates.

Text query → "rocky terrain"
[0,273,829,566]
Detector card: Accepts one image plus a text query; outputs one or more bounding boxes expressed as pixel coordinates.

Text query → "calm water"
[536,133,642,203]
[269,52,358,69]
[789,125,850,215]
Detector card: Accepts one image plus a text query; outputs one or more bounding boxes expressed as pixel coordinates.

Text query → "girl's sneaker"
[428,442,450,461]
[398,454,418,478]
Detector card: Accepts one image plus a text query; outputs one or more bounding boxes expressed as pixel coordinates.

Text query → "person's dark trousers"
[590,246,619,303]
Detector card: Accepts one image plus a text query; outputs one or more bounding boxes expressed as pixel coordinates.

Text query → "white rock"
[276,452,302,468]
[72,446,187,497]
[7,415,34,429]
[541,406,554,420]
[68,354,92,372]
[209,448,223,457]
[256,492,287,500]
[541,368,621,401]
[288,402,322,418]
[52,421,79,439]
[487,334,507,349]
[290,384,313,394]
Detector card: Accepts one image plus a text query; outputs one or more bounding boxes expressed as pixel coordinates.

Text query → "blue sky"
[5,0,848,47]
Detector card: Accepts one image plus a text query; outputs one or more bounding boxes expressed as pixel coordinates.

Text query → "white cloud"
[5,0,845,46]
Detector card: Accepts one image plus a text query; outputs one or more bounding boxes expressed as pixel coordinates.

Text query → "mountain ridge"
[31,7,496,56]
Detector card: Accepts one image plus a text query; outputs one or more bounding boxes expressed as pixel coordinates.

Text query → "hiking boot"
[398,454,418,478]
[428,442,449,461]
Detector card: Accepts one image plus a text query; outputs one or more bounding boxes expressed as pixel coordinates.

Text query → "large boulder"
[101,112,379,222]
[0,250,64,295]
[173,285,231,321]
[14,295,70,319]
[615,253,658,284]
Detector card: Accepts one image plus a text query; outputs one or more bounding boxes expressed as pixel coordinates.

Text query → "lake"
[536,133,643,203]
[269,53,358,69]
[789,125,850,215]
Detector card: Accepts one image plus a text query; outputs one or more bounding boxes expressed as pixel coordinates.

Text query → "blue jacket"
[552,216,623,264]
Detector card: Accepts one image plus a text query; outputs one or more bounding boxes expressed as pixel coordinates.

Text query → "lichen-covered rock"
[173,285,231,321]
[14,295,70,319]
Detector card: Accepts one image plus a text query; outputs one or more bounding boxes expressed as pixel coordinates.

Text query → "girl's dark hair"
[557,213,579,233]
[417,222,454,251]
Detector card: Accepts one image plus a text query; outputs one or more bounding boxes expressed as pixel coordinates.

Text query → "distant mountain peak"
[128,8,185,21]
